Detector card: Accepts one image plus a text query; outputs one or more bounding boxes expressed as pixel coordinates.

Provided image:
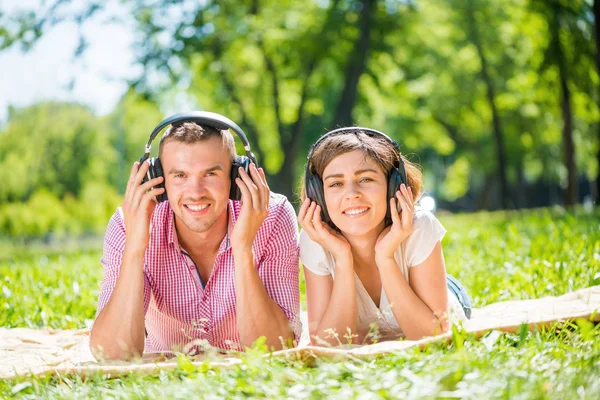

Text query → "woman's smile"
[343,206,370,217]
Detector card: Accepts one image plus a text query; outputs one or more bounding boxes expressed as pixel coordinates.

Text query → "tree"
[529,0,597,206]
[2,0,598,212]
[592,0,600,202]
[0,102,115,202]
[126,0,415,200]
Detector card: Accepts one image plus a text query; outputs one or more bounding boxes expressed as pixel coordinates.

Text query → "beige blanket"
[1,285,598,379]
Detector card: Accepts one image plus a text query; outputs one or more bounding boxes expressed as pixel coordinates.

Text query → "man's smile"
[184,203,211,215]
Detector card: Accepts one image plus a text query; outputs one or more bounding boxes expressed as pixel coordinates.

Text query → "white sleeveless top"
[299,208,466,342]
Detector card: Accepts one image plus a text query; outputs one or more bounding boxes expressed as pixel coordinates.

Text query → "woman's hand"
[375,184,414,264]
[298,199,352,262]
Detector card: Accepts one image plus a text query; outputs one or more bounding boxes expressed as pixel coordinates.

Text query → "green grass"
[1,206,600,398]
[0,244,102,329]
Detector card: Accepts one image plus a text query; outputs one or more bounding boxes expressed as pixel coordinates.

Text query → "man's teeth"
[186,204,209,211]
[344,207,368,216]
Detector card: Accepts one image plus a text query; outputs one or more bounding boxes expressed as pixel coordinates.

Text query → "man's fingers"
[126,162,140,190]
[258,167,270,191]
[235,177,251,206]
[140,187,165,208]
[248,163,267,210]
[251,163,266,187]
[130,176,164,210]
[239,167,261,210]
[139,176,164,193]
[127,160,151,204]
[256,166,270,210]
[125,162,141,203]
[134,160,151,186]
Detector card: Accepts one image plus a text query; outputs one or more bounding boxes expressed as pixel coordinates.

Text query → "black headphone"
[304,127,407,229]
[139,111,258,202]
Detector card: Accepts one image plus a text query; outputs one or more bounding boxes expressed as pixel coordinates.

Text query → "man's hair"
[158,122,237,161]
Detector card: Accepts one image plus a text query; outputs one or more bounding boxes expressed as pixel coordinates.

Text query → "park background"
[1,0,600,398]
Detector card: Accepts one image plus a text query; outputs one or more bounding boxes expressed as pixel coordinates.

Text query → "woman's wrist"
[332,250,353,268]
[375,253,397,269]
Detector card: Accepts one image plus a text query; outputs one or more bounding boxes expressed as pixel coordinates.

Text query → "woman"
[299,127,471,346]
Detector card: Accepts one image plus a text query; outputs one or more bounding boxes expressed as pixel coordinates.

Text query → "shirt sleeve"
[403,208,447,267]
[299,230,333,276]
[95,208,152,319]
[257,197,302,344]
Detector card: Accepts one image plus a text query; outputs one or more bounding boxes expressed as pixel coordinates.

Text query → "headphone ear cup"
[230,156,251,200]
[307,174,336,230]
[386,168,404,226]
[146,157,167,203]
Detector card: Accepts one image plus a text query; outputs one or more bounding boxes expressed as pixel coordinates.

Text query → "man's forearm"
[233,247,295,350]
[90,244,146,360]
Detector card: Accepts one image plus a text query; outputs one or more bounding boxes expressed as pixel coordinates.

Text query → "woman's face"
[322,150,388,237]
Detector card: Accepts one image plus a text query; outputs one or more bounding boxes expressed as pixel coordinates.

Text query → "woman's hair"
[300,129,423,202]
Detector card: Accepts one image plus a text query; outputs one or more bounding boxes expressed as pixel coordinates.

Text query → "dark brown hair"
[301,129,422,201]
[158,122,236,161]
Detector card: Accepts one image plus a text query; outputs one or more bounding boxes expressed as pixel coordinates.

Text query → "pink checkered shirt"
[95,193,301,352]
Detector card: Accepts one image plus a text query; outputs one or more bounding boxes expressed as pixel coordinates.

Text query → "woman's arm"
[299,199,358,346]
[304,256,358,346]
[377,241,449,340]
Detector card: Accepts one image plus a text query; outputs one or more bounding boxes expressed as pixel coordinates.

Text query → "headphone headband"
[307,127,401,174]
[140,111,257,164]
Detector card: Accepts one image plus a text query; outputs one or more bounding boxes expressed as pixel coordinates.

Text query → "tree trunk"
[270,0,341,202]
[274,62,317,202]
[551,12,578,206]
[331,0,375,127]
[466,0,510,210]
[516,158,525,208]
[593,0,600,204]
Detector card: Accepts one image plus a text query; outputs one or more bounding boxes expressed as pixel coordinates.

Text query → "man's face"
[161,137,232,234]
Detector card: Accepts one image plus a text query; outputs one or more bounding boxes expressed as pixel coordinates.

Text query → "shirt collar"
[167,200,236,254]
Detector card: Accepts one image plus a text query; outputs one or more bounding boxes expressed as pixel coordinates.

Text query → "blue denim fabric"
[446,274,472,319]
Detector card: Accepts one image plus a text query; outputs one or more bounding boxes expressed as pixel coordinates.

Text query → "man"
[90,121,300,360]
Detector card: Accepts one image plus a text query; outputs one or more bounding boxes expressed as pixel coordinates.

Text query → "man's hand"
[90,160,163,361]
[230,163,270,249]
[122,161,165,253]
[231,165,297,349]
